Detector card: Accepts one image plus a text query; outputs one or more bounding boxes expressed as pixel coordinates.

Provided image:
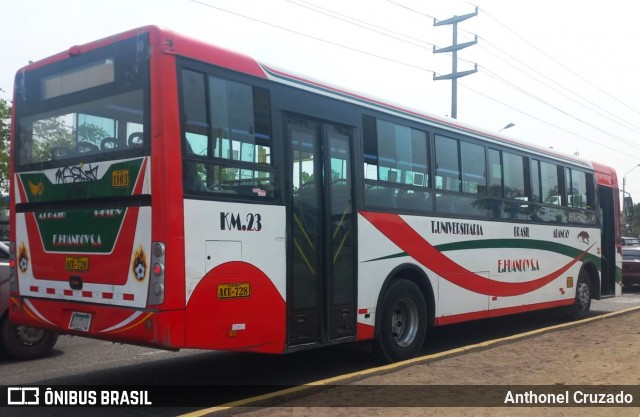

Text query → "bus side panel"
[185,262,285,353]
[358,211,601,325]
[183,200,287,353]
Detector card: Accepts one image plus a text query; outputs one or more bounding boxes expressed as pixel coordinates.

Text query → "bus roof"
[16,25,617,185]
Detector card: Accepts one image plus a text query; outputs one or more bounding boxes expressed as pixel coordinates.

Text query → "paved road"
[0,286,638,417]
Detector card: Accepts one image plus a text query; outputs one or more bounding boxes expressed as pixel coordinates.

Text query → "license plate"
[217,282,251,299]
[65,256,89,271]
[69,312,92,332]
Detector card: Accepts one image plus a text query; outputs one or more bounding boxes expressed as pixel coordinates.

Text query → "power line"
[464,0,640,117]
[290,0,633,135]
[459,81,639,158]
[189,0,438,75]
[478,68,640,151]
[385,0,437,20]
[467,40,640,135]
[474,35,640,134]
[190,0,639,155]
[291,0,640,137]
[386,1,640,145]
[285,0,436,49]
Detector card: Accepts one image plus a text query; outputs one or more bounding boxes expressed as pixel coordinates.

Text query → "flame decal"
[18,243,29,273]
[131,246,147,281]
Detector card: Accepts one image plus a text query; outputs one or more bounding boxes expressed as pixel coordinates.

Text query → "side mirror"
[624,196,634,219]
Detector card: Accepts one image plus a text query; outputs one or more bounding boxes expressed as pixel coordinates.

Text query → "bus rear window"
[18,90,145,166]
[14,34,149,170]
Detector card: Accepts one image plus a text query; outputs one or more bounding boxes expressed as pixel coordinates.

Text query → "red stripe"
[123,294,134,301]
[102,292,114,299]
[63,290,73,296]
[30,286,38,292]
[82,291,92,298]
[46,288,56,294]
[360,211,592,297]
[436,299,574,325]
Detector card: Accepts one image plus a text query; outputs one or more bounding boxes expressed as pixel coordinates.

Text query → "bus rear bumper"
[8,296,185,350]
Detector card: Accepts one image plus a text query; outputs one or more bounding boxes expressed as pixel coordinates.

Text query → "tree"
[31,117,74,162]
[0,90,10,196]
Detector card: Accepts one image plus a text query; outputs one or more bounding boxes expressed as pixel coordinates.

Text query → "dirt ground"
[205,308,640,417]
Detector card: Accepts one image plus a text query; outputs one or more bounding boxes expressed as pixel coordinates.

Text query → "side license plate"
[69,312,92,332]
[65,256,89,271]
[217,282,251,299]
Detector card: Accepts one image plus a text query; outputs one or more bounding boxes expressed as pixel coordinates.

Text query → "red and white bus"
[9,26,621,362]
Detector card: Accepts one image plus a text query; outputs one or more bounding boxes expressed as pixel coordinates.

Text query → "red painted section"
[15,160,147,286]
[9,296,185,349]
[436,299,574,325]
[14,26,267,81]
[361,211,592,297]
[185,261,286,353]
[356,322,375,341]
[591,161,619,188]
[148,28,186,310]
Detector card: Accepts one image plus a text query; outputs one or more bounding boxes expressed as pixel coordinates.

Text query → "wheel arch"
[374,263,436,334]
[580,260,600,299]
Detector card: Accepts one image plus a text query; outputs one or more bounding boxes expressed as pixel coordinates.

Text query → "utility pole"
[433,8,478,119]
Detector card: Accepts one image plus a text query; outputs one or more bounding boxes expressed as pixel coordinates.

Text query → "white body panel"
[183,200,287,302]
[358,212,600,323]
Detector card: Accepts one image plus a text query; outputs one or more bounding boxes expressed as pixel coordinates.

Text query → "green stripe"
[19,158,144,203]
[364,238,601,269]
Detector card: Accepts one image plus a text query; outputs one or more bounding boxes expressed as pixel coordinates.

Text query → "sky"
[3,0,640,202]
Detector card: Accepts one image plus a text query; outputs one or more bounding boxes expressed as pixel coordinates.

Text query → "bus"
[9,26,621,362]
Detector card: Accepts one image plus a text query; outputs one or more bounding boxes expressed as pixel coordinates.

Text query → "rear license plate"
[69,312,92,332]
[217,282,251,299]
[65,256,89,271]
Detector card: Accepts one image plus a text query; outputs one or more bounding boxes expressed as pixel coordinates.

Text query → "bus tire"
[374,279,427,363]
[0,314,58,360]
[571,271,591,320]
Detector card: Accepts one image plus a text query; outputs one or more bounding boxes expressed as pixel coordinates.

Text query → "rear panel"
[14,158,151,308]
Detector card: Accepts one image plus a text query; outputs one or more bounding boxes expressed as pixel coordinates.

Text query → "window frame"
[362,114,433,212]
[178,61,278,202]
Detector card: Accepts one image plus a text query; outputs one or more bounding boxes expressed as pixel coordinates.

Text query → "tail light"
[147,242,165,305]
[8,242,18,292]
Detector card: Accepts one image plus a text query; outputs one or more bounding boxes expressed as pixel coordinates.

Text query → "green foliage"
[77,122,108,145]
[0,91,10,196]
[32,117,74,162]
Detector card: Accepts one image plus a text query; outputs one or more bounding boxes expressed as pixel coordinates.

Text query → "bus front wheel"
[571,271,592,320]
[374,279,427,362]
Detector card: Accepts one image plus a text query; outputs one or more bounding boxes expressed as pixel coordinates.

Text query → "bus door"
[286,116,356,347]
[598,185,616,296]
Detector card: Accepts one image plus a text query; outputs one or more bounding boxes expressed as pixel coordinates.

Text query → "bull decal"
[577,231,590,244]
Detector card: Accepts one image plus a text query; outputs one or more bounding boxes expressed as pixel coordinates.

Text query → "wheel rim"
[576,282,590,311]
[15,325,47,346]
[391,297,419,348]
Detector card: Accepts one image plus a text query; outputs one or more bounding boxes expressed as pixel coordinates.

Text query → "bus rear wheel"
[374,279,427,362]
[0,314,58,360]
